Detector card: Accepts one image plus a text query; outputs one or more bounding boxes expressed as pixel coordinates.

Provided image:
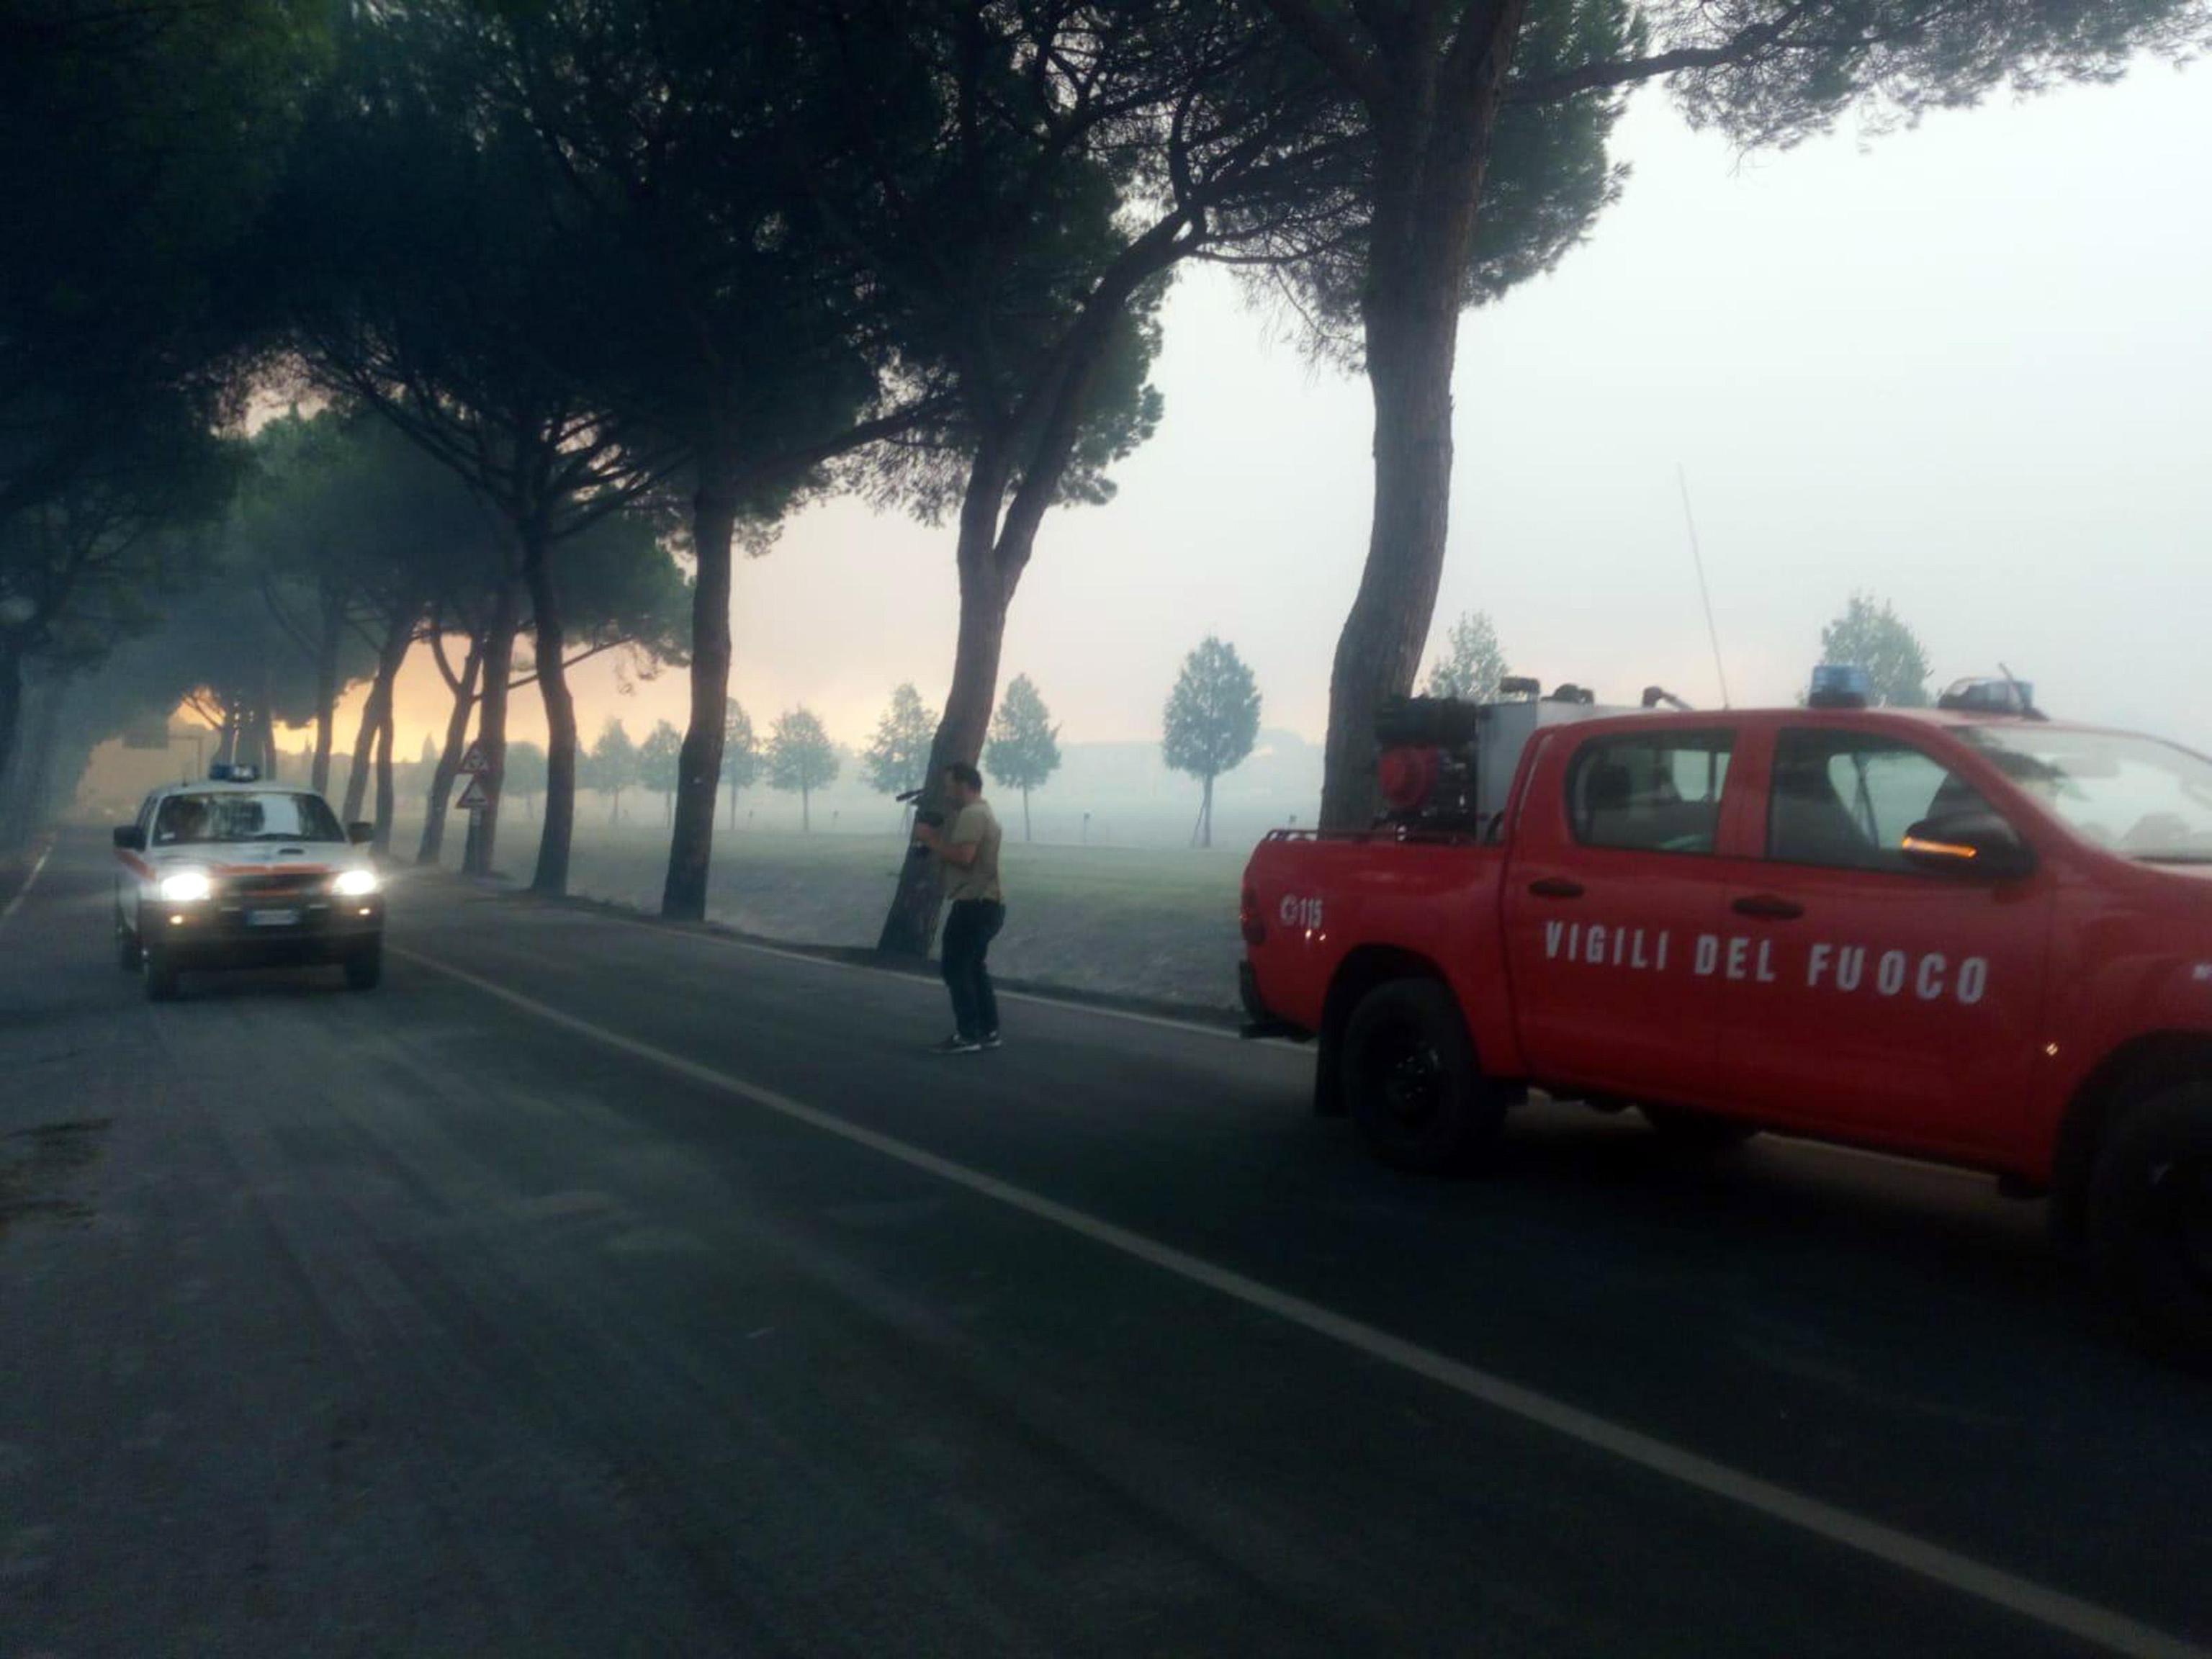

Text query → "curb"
[413,868,1249,1033]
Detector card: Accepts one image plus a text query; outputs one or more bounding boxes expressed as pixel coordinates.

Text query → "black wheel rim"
[1362,1017,1446,1134]
[2146,1156,2212,1293]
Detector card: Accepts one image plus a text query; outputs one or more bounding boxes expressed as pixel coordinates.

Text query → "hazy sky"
[372,55,2212,760]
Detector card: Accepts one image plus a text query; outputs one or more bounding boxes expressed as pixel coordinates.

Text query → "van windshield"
[151,792,346,847]
[1956,727,2212,863]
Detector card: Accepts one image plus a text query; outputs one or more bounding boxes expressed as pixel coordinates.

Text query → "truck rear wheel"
[1641,1105,1758,1151]
[2087,1082,2212,1365]
[1341,979,1504,1174]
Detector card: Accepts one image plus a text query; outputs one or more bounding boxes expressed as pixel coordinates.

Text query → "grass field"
[436,813,1252,1012]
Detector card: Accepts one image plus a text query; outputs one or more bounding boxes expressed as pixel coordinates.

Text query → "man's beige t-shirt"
[943,799,1004,904]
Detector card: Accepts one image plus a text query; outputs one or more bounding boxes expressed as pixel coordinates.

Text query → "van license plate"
[248,909,300,927]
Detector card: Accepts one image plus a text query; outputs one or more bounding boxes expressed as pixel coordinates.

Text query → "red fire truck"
[1239,675,2212,1354]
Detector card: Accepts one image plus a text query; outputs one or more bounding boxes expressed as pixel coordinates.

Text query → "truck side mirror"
[112,824,144,851]
[1901,811,2034,881]
[347,821,374,845]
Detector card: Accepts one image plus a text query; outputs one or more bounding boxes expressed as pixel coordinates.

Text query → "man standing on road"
[915,762,1004,1054]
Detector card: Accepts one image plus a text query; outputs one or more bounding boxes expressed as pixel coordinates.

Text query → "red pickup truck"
[1240,693,2212,1354]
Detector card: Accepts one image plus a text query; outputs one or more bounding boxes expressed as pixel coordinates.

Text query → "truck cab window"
[1767,731,1995,872]
[1566,734,1733,854]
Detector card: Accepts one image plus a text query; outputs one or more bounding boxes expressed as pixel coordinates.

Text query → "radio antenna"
[1676,464,1733,709]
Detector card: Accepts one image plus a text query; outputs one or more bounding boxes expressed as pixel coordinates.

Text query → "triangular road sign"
[457,742,490,775]
[457,774,493,811]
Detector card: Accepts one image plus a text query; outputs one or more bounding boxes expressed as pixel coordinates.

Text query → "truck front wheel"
[2087,1082,2212,1365]
[1341,979,1505,1174]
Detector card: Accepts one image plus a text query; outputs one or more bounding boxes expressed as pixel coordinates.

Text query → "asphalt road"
[4,829,2208,1658]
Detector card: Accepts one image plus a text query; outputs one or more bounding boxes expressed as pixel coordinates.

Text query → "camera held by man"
[896,789,944,858]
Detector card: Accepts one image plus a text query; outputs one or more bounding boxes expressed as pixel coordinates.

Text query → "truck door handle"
[1730,894,1804,920]
[1528,878,1585,900]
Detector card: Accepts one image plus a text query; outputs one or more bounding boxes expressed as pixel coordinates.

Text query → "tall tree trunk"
[875,462,1017,957]
[1,675,63,849]
[1202,771,1215,849]
[341,613,412,824]
[800,784,809,834]
[466,582,519,877]
[372,697,397,851]
[869,238,1167,956]
[1321,290,1461,831]
[417,630,485,866]
[1022,788,1031,844]
[255,660,282,781]
[523,531,577,896]
[341,687,379,823]
[310,583,343,795]
[1318,7,1524,830]
[661,458,737,920]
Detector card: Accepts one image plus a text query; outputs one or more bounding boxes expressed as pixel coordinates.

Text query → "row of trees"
[1411,596,1937,709]
[6,1,2195,950]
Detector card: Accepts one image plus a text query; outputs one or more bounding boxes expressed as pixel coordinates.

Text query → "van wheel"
[142,945,179,1002]
[1341,979,1505,1174]
[2087,1082,2212,1365]
[114,912,140,971]
[1641,1105,1758,1151]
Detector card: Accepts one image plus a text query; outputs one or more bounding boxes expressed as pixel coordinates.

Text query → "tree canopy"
[1820,593,1933,709]
[1423,611,1510,703]
[766,706,839,830]
[639,719,684,815]
[985,673,1062,842]
[1164,635,1262,848]
[862,684,940,798]
[721,698,760,827]
[587,717,641,818]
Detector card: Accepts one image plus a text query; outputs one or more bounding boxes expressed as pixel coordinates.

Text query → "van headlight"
[333,868,380,897]
[158,871,212,902]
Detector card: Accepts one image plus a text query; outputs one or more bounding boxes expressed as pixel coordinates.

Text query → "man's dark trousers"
[941,899,1006,1040]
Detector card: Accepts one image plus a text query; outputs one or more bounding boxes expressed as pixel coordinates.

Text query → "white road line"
[0,839,54,930]
[395,941,2208,1659]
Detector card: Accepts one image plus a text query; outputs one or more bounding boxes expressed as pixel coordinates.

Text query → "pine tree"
[587,718,639,824]
[1820,594,1933,708]
[766,708,839,833]
[861,683,939,817]
[1163,637,1261,850]
[985,674,1061,843]
[1422,611,1509,702]
[639,719,683,824]
[721,698,759,830]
